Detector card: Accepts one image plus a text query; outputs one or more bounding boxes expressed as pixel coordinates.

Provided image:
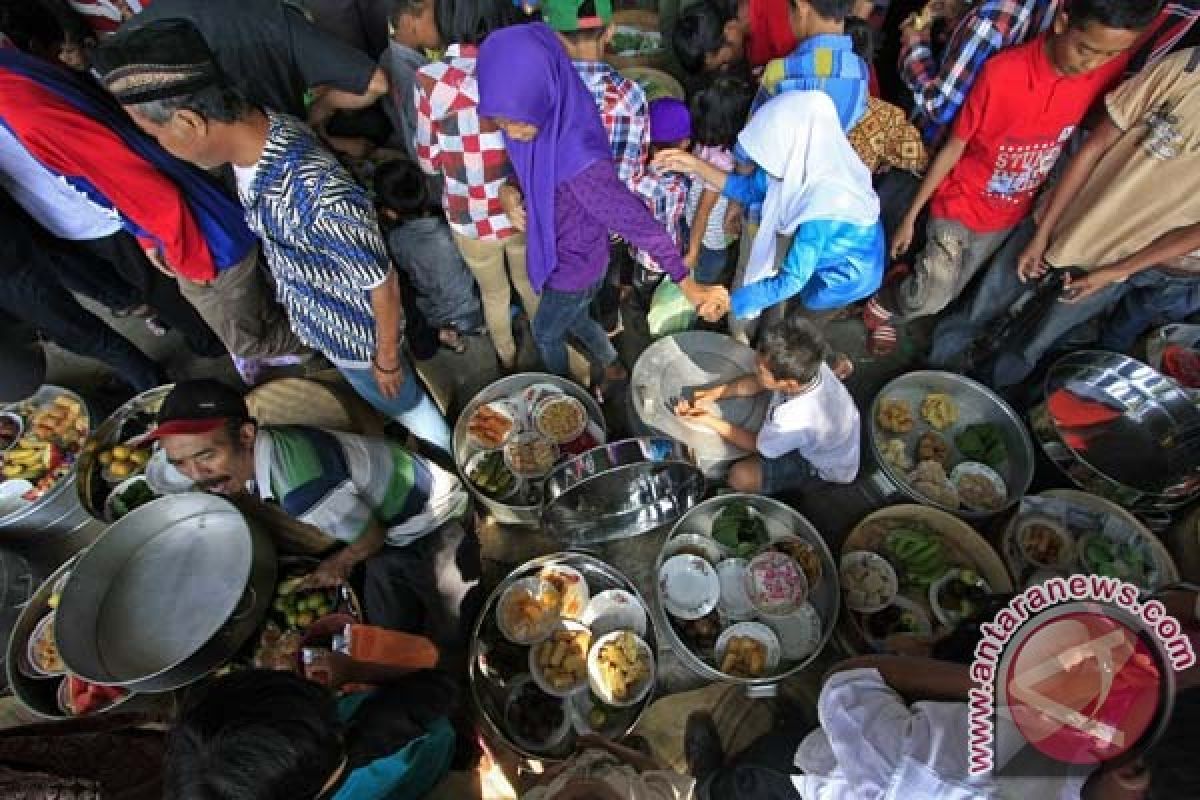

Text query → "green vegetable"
[711,503,768,554]
[954,424,1008,469]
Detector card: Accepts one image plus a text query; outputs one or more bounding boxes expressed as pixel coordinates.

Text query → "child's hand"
[1016,235,1051,283]
[684,249,700,270]
[691,386,723,407]
[890,214,917,260]
[724,202,743,236]
[499,184,527,232]
[653,148,700,174]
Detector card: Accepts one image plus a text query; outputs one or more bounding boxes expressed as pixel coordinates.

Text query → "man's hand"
[372,350,405,399]
[1017,235,1051,283]
[499,184,527,232]
[690,386,724,407]
[301,553,355,590]
[890,213,918,260]
[1061,268,1122,304]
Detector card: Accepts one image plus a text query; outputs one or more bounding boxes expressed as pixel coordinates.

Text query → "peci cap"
[147,379,250,440]
[543,0,613,33]
[90,18,224,105]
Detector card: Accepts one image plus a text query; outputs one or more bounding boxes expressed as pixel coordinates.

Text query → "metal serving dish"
[77,385,172,522]
[1031,352,1200,515]
[654,494,839,696]
[56,493,275,692]
[542,438,704,548]
[867,371,1035,519]
[453,373,606,527]
[469,552,657,761]
[631,332,770,478]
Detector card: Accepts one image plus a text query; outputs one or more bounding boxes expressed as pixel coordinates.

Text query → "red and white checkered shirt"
[414,44,516,241]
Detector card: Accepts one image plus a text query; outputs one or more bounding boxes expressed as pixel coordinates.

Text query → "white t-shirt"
[755,363,860,483]
[685,144,735,251]
[794,669,1092,800]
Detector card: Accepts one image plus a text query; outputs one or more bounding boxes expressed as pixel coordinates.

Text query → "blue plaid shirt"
[737,34,869,224]
[238,112,392,367]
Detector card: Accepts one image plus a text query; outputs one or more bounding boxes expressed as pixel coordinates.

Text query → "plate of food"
[929,569,991,629]
[466,450,519,500]
[503,431,559,479]
[1078,532,1157,588]
[26,612,65,677]
[658,554,720,621]
[534,395,588,445]
[715,558,755,621]
[467,402,516,451]
[744,550,808,616]
[588,630,654,708]
[530,621,592,697]
[951,462,1007,513]
[662,533,726,565]
[504,675,572,753]
[98,443,151,484]
[103,475,160,522]
[770,535,823,590]
[840,551,899,614]
[58,675,130,717]
[539,564,590,620]
[497,577,562,645]
[710,501,769,558]
[581,589,647,638]
[859,595,933,646]
[760,603,822,662]
[0,412,23,451]
[714,622,781,679]
[1014,515,1074,570]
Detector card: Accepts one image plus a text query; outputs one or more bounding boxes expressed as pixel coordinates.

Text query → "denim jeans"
[1100,271,1200,353]
[338,356,452,455]
[533,280,618,378]
[695,245,733,285]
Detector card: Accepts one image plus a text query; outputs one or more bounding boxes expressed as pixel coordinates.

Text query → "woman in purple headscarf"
[477,22,723,393]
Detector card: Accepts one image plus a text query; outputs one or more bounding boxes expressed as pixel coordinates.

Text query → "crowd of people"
[2,0,1200,796]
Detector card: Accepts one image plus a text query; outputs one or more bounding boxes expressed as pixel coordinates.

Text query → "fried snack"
[916,432,950,466]
[32,617,63,673]
[467,405,513,449]
[957,472,1004,511]
[1021,523,1067,566]
[500,584,560,641]
[909,460,960,508]
[877,397,914,433]
[505,434,558,477]
[881,438,913,471]
[719,635,768,678]
[596,631,649,703]
[535,628,591,690]
[920,393,958,430]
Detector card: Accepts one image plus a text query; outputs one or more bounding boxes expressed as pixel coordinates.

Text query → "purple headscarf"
[477,23,612,291]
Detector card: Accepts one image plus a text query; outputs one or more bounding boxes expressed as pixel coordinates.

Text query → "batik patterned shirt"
[236,112,392,367]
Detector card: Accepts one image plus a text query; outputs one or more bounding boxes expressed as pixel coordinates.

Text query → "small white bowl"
[658,555,720,621]
[587,630,656,708]
[1015,515,1075,569]
[858,595,933,647]
[496,577,561,646]
[950,461,1009,512]
[533,394,588,444]
[662,533,726,565]
[759,603,823,662]
[929,569,992,629]
[538,564,590,621]
[743,551,808,616]
[26,613,64,678]
[503,674,572,754]
[715,558,755,621]
[714,621,782,679]
[582,589,648,638]
[839,551,900,614]
[528,620,592,698]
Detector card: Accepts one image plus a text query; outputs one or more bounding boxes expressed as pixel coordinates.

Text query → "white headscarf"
[737,91,879,290]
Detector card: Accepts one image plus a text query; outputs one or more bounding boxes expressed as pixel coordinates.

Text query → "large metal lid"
[541,438,704,548]
[630,332,769,465]
[1040,351,1200,499]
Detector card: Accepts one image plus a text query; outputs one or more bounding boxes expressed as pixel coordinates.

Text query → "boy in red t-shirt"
[862,0,1161,354]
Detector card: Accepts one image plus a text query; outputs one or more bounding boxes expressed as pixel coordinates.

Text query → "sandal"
[867,324,899,357]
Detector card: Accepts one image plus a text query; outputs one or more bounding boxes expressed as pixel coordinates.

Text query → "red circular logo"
[1004,611,1163,765]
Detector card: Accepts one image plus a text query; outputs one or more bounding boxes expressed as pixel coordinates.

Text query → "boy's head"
[756,317,830,392]
[545,0,613,58]
[374,158,434,222]
[649,97,692,152]
[844,15,878,63]
[671,0,747,74]
[92,19,251,171]
[390,0,441,52]
[1049,0,1162,77]
[165,670,347,799]
[434,0,517,48]
[689,75,755,148]
[786,0,855,40]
